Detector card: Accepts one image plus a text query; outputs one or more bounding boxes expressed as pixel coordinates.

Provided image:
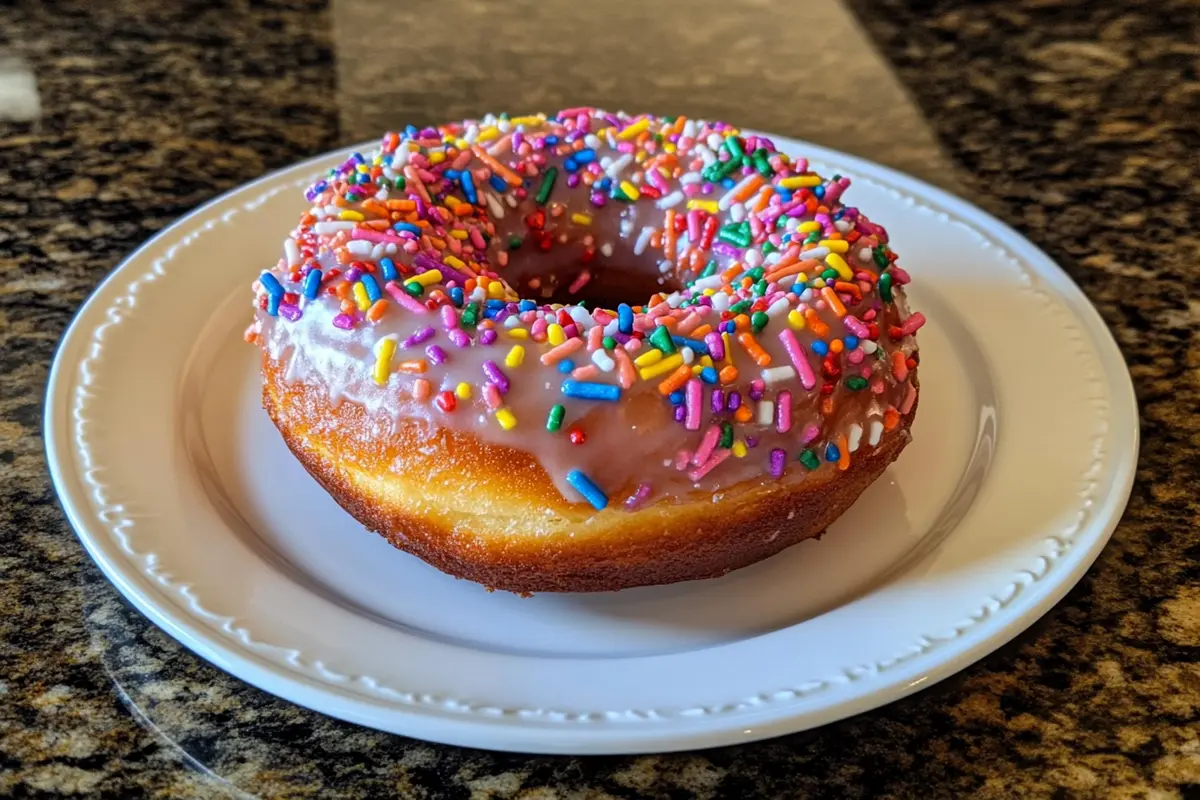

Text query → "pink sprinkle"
[676,312,703,336]
[539,337,584,365]
[384,280,429,314]
[901,382,917,414]
[705,332,725,361]
[776,391,792,433]
[625,483,653,510]
[801,423,821,444]
[691,424,722,466]
[778,329,816,390]
[687,210,703,242]
[350,228,400,244]
[899,312,926,336]
[483,383,502,410]
[684,378,702,431]
[568,271,592,294]
[332,313,355,330]
[440,304,458,330]
[571,365,600,381]
[448,328,471,348]
[843,315,870,338]
[687,448,731,483]
[530,318,548,340]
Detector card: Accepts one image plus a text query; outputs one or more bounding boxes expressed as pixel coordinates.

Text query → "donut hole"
[533,264,683,311]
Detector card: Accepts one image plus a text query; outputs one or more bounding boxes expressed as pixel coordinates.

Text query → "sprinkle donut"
[248,109,923,593]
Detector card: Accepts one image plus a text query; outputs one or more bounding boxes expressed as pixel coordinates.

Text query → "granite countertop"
[2,0,1198,796]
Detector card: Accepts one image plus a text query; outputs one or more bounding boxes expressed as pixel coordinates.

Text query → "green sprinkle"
[460,302,479,327]
[846,376,868,391]
[717,221,751,248]
[728,299,752,315]
[753,279,768,296]
[508,235,523,250]
[761,242,777,255]
[804,231,821,244]
[699,260,719,278]
[345,192,361,202]
[751,311,769,332]
[746,267,764,281]
[392,176,406,190]
[874,247,890,270]
[798,449,820,470]
[403,281,423,297]
[535,166,558,205]
[602,336,617,351]
[821,268,840,281]
[719,423,734,449]
[724,136,745,159]
[546,404,565,432]
[879,272,894,302]
[649,325,677,354]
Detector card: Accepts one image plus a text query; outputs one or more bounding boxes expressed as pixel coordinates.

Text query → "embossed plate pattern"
[45,135,1137,754]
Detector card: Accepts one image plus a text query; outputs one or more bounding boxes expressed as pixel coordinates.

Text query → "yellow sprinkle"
[826,252,854,280]
[633,349,664,367]
[619,181,641,201]
[686,199,720,214]
[796,272,809,284]
[505,345,525,368]
[691,365,705,376]
[445,196,461,209]
[732,440,748,458]
[455,382,472,399]
[547,323,566,346]
[476,126,499,142]
[788,309,807,329]
[570,213,593,226]
[352,282,371,311]
[511,115,545,126]
[618,118,650,140]
[428,151,446,165]
[779,175,822,189]
[338,210,365,221]
[700,355,715,368]
[820,239,850,253]
[487,281,504,299]
[408,269,442,287]
[798,221,822,233]
[454,138,469,150]
[356,164,370,173]
[721,332,735,367]
[637,353,684,380]
[373,338,396,386]
[507,328,528,339]
[449,229,468,240]
[812,278,827,289]
[663,142,676,154]
[444,255,466,270]
[702,288,716,296]
[495,407,517,430]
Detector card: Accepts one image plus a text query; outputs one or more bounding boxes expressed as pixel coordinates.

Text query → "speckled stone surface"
[2,0,1198,797]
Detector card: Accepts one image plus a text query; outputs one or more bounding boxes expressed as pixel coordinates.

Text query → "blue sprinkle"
[700,366,718,384]
[302,269,322,300]
[557,358,576,374]
[258,272,284,299]
[266,293,281,316]
[360,273,381,303]
[566,469,608,510]
[721,177,736,188]
[379,258,398,282]
[545,135,559,146]
[518,299,536,312]
[777,188,794,203]
[393,222,421,235]
[564,158,578,172]
[668,390,685,405]
[489,175,508,193]
[811,340,829,356]
[814,185,826,199]
[404,124,419,138]
[561,380,621,402]
[450,287,465,307]
[460,171,478,205]
[671,335,708,355]
[483,308,499,320]
[844,336,859,350]
[486,299,506,310]
[825,442,841,462]
[443,169,461,180]
[596,177,612,192]
[617,303,634,335]
[574,148,596,164]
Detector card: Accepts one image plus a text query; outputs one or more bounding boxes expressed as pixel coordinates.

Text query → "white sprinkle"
[706,133,723,150]
[384,243,398,255]
[569,306,592,328]
[606,154,633,178]
[858,247,874,262]
[346,240,373,256]
[682,120,697,138]
[584,134,602,150]
[730,204,747,223]
[757,400,775,426]
[680,347,695,365]
[835,220,852,232]
[485,192,505,219]
[464,124,480,144]
[374,187,389,202]
[691,274,726,291]
[848,423,863,453]
[591,350,616,372]
[323,204,341,216]
[868,419,884,447]
[504,315,521,328]
[744,249,763,268]
[666,293,685,308]
[762,366,796,384]
[600,243,614,257]
[696,146,717,166]
[766,297,790,318]
[680,173,702,185]
[710,292,731,312]
[655,190,685,209]
[313,221,356,234]
[369,243,386,261]
[633,226,654,256]
[283,238,300,267]
[862,340,878,355]
[603,319,621,336]
[800,247,830,260]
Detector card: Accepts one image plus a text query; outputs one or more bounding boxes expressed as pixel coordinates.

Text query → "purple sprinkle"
[401,326,435,348]
[279,303,302,322]
[566,173,581,189]
[704,332,724,361]
[425,344,447,365]
[712,242,741,258]
[770,448,786,478]
[746,436,760,449]
[710,389,725,413]
[344,267,362,283]
[449,328,471,348]
[480,328,498,345]
[749,379,765,402]
[728,392,741,411]
[413,253,443,273]
[625,483,653,510]
[562,324,578,339]
[612,332,632,345]
[674,405,687,423]
[482,360,510,393]
[332,313,355,330]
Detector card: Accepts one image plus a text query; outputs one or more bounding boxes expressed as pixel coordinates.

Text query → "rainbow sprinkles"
[248,109,923,512]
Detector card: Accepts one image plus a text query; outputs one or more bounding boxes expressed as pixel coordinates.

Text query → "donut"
[247,109,923,593]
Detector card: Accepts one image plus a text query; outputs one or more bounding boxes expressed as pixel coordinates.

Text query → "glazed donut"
[248,109,923,593]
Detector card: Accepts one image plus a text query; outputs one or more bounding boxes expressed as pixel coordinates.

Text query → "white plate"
[45,134,1137,754]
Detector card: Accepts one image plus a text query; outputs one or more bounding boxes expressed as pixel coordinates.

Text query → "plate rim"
[45,133,1140,754]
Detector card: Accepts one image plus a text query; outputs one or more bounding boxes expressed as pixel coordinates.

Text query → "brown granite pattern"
[2,0,1198,797]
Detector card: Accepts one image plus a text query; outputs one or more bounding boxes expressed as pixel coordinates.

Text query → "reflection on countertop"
[2,0,1198,796]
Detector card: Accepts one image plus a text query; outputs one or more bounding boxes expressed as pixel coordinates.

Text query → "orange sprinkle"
[833,281,862,300]
[804,308,830,337]
[884,407,901,431]
[718,365,739,384]
[821,286,847,317]
[396,360,427,374]
[734,405,754,423]
[750,186,774,213]
[335,282,352,300]
[765,259,819,283]
[821,396,835,416]
[737,332,772,366]
[613,347,636,389]
[657,365,692,395]
[366,299,388,322]
[733,314,751,332]
[733,174,765,203]
[471,146,523,186]
[664,209,677,259]
[836,435,851,470]
[412,378,431,401]
[691,324,714,338]
[339,298,355,315]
